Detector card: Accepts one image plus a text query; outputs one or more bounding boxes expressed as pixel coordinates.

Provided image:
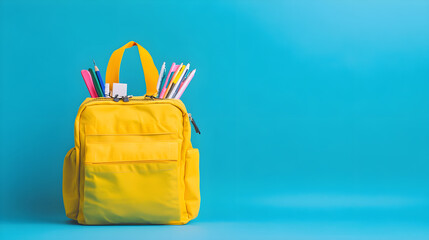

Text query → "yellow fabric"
[63,42,199,225]
[63,97,200,225]
[105,41,159,96]
[63,148,78,219]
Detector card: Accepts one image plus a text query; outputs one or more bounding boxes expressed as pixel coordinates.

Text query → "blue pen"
[93,60,105,97]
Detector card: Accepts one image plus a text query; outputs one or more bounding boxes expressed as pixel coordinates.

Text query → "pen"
[176,69,190,95]
[165,63,183,98]
[174,69,196,99]
[167,63,190,98]
[160,63,178,98]
[156,62,166,96]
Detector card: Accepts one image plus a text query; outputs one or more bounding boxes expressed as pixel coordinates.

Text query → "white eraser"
[112,83,127,98]
[105,83,110,97]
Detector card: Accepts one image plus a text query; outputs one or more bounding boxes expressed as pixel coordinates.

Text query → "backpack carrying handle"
[105,41,159,96]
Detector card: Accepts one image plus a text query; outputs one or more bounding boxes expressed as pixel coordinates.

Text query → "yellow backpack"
[62,41,200,225]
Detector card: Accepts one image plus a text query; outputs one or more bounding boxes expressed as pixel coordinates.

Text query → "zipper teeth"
[83,98,199,134]
[86,159,177,165]
[81,97,188,119]
[85,97,171,104]
[76,97,189,145]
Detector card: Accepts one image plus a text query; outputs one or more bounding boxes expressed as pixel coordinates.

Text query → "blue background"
[1,0,429,239]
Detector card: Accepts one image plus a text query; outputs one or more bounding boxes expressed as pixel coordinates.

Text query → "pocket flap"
[85,135,180,163]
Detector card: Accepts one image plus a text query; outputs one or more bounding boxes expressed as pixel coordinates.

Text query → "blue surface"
[1,0,429,239]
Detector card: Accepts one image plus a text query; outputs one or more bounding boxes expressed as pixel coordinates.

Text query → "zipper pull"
[144,95,157,100]
[124,95,133,102]
[113,94,120,102]
[188,113,201,134]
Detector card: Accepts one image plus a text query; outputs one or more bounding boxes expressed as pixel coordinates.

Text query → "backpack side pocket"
[63,147,79,220]
[184,148,200,219]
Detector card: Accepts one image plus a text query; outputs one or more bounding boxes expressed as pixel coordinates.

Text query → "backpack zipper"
[82,96,202,134]
[188,113,201,134]
[84,96,164,104]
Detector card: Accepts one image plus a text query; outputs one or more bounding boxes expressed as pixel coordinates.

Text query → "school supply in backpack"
[93,60,105,96]
[64,41,200,225]
[81,70,98,98]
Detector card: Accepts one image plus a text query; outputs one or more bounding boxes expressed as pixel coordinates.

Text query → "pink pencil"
[174,69,196,99]
[160,63,179,98]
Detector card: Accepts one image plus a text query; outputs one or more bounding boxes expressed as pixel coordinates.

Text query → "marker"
[165,63,183,97]
[171,69,189,98]
[165,64,184,98]
[156,62,166,97]
[81,70,98,98]
[161,69,175,98]
[177,69,190,93]
[167,63,190,98]
[174,69,196,99]
[93,60,105,97]
[160,63,179,98]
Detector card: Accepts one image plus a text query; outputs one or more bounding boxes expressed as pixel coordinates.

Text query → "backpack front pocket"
[82,134,181,224]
